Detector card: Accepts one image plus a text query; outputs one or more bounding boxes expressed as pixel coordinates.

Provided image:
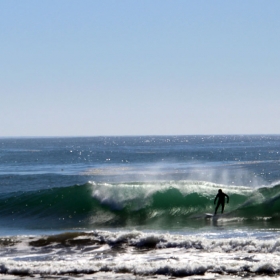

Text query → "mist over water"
[1,135,280,231]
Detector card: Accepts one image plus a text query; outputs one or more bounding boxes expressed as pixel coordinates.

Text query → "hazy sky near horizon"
[1,0,280,136]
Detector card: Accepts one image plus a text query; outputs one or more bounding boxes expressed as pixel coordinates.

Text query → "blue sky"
[1,0,280,136]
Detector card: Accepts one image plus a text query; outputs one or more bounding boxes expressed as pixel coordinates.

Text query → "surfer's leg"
[221,202,225,213]
[215,202,220,215]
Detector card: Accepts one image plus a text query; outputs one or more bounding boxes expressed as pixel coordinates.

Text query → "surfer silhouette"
[214,189,229,215]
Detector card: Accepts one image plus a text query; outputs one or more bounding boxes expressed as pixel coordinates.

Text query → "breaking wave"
[0,180,280,229]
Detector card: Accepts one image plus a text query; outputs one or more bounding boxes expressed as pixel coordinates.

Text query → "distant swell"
[0,180,280,229]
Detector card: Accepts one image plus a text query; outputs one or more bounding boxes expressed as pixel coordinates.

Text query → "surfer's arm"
[214,195,218,204]
[226,194,229,203]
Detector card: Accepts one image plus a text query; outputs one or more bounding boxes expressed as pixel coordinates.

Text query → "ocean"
[1,135,280,279]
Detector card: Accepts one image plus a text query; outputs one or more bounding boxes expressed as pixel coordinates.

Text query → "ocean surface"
[1,135,280,279]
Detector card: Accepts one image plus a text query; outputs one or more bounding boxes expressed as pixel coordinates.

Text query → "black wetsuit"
[214,191,229,214]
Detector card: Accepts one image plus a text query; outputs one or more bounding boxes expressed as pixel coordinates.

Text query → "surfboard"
[205,213,222,219]
[205,213,214,219]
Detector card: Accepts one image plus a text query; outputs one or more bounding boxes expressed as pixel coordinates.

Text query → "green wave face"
[0,181,280,229]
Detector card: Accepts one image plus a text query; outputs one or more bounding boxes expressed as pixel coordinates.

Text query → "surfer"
[214,189,229,215]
